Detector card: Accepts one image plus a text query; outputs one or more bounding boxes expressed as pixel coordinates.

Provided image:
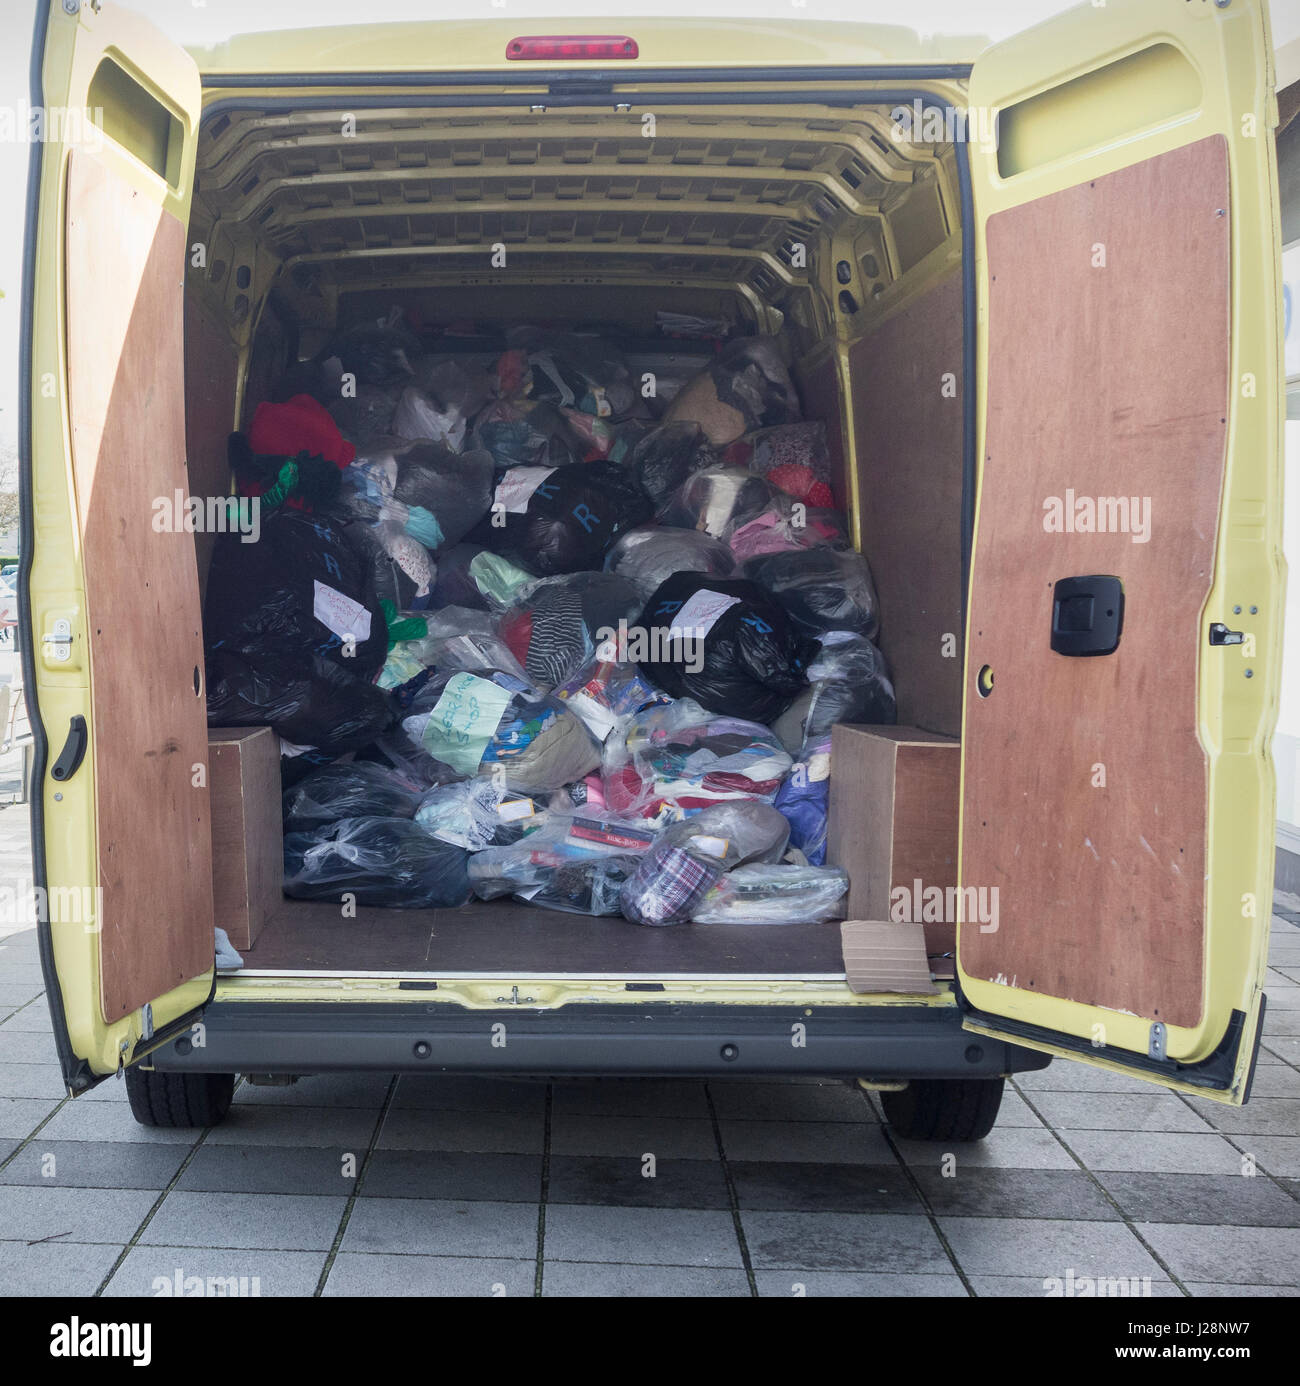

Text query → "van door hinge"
[1208,622,1244,646]
[1148,1022,1167,1061]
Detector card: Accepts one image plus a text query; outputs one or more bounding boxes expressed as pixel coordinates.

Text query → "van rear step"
[145,1002,1052,1079]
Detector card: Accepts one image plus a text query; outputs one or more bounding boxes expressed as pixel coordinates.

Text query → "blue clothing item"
[774,765,829,867]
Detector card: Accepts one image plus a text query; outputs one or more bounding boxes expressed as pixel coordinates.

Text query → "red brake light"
[506,35,639,61]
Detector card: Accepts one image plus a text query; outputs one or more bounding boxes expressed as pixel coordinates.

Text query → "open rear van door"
[958,0,1283,1103]
[22,0,213,1091]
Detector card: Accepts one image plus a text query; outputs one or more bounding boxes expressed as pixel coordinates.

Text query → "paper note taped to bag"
[495,467,556,515]
[423,672,513,776]
[667,589,740,641]
[313,580,373,644]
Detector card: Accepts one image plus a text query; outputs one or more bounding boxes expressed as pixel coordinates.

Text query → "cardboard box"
[208,726,281,951]
[827,725,960,959]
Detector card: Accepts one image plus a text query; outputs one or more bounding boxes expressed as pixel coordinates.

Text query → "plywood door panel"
[849,272,965,737]
[66,150,214,1023]
[959,137,1229,1030]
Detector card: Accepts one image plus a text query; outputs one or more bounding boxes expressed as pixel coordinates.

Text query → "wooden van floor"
[239,897,847,978]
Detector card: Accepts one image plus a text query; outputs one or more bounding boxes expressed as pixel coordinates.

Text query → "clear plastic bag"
[604,525,735,593]
[664,336,801,445]
[282,761,425,832]
[400,669,601,792]
[469,811,660,914]
[283,816,471,908]
[339,439,494,554]
[415,778,554,851]
[624,421,717,506]
[507,327,638,420]
[391,384,468,452]
[552,647,665,744]
[691,864,848,924]
[602,698,793,817]
[656,465,781,541]
[615,801,785,927]
[723,421,836,508]
[471,399,581,471]
[770,633,897,754]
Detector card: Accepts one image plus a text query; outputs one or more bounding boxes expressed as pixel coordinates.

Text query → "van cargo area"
[183,95,966,987]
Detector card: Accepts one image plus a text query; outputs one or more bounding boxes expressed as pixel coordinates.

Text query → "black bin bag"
[282,762,424,832]
[744,546,880,641]
[470,460,652,577]
[205,650,393,763]
[283,816,472,909]
[205,510,388,679]
[635,572,817,724]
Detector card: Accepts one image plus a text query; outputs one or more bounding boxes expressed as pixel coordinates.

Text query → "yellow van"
[18,1,1285,1137]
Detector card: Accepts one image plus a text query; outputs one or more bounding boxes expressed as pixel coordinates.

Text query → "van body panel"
[27,0,211,1087]
[185,18,988,79]
[958,0,1283,1102]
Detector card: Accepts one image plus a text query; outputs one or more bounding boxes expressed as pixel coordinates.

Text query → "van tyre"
[881,1077,1004,1142]
[125,1069,234,1128]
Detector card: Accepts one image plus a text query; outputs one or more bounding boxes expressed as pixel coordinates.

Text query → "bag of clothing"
[400,669,601,792]
[552,647,665,744]
[430,545,534,613]
[415,778,555,851]
[205,509,388,678]
[691,863,848,924]
[618,802,788,927]
[379,606,532,693]
[206,649,393,761]
[604,525,735,593]
[602,698,793,817]
[471,399,581,472]
[770,633,897,754]
[624,422,717,506]
[391,384,467,452]
[328,383,406,446]
[339,439,494,555]
[656,466,782,542]
[744,546,880,641]
[507,328,638,420]
[324,319,420,386]
[634,573,816,723]
[283,816,471,908]
[498,572,644,688]
[282,761,424,832]
[469,811,659,914]
[471,460,653,577]
[664,336,801,445]
[773,744,832,866]
[723,421,836,508]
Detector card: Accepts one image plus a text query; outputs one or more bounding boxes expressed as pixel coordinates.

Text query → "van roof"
[186,16,989,78]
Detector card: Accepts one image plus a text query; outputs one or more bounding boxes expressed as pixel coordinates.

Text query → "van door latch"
[42,619,73,662]
[1208,622,1244,646]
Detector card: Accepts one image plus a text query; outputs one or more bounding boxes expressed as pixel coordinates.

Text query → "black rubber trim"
[17,0,92,1095]
[200,63,974,89]
[960,998,1250,1094]
[147,1001,1053,1079]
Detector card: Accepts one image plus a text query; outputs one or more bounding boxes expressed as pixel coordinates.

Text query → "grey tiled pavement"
[0,790,1298,1297]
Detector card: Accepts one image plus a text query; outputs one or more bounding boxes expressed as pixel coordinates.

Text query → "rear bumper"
[147,1001,1053,1079]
